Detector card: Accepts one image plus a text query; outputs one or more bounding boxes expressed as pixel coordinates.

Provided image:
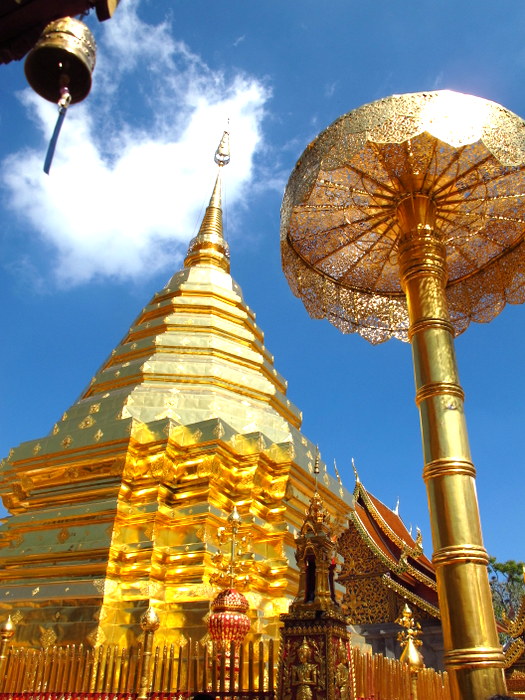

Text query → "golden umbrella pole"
[280,90,525,699]
[396,194,505,698]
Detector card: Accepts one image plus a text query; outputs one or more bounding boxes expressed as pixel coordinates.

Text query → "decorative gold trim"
[505,638,525,669]
[354,483,428,563]
[415,382,465,405]
[443,647,505,670]
[432,545,489,567]
[408,318,455,339]
[423,459,476,481]
[382,574,440,620]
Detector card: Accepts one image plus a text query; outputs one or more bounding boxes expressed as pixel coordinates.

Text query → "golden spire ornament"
[281,90,525,700]
[184,129,231,271]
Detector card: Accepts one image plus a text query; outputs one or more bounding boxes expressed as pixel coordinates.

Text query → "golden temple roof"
[340,476,439,620]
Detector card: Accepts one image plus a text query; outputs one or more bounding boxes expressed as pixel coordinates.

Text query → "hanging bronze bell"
[24,17,96,105]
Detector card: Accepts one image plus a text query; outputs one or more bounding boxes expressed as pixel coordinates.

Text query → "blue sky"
[1,0,524,564]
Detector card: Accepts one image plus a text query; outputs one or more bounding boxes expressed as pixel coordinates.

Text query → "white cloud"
[1,0,270,286]
[324,82,337,98]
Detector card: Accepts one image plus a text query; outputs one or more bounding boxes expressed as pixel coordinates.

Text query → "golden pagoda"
[0,133,350,649]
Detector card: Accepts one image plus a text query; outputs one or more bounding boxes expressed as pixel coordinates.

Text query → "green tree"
[488,558,525,640]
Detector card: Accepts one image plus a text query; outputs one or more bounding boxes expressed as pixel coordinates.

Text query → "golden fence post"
[0,616,15,692]
[397,604,425,700]
[138,606,160,700]
[176,643,183,693]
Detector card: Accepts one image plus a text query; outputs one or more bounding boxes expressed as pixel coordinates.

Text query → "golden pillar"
[396,195,504,697]
[280,90,525,699]
[138,606,159,699]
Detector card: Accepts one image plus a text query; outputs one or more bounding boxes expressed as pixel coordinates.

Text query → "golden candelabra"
[211,507,253,589]
[281,90,525,699]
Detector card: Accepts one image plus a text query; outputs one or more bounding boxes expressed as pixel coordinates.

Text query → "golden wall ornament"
[281,90,520,700]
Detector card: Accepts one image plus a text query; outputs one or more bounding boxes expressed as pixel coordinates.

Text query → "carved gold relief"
[213,422,225,439]
[92,579,106,594]
[57,528,70,544]
[33,443,42,455]
[337,525,386,577]
[20,476,32,492]
[61,436,73,449]
[335,640,352,700]
[89,403,101,414]
[197,455,220,478]
[10,611,23,625]
[87,627,106,647]
[39,627,57,648]
[79,415,95,429]
[282,636,326,700]
[341,578,391,624]
[269,480,287,499]
[3,495,15,511]
[148,455,167,480]
[9,533,24,548]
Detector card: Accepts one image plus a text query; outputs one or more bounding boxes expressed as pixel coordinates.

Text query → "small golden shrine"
[0,135,350,649]
[278,480,353,700]
[337,469,442,669]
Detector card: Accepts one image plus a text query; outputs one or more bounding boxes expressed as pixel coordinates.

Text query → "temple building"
[0,137,351,649]
[337,469,443,670]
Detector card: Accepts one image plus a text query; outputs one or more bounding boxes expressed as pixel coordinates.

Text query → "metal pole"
[396,195,506,699]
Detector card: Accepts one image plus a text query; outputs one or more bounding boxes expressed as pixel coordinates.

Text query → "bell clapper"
[24,16,97,174]
[43,85,72,175]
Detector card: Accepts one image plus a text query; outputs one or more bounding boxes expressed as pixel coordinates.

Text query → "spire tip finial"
[333,458,345,500]
[183,128,231,272]
[215,129,230,167]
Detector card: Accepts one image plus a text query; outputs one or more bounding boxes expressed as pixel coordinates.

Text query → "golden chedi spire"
[184,131,230,272]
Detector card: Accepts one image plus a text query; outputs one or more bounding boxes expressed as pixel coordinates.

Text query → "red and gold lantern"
[208,588,250,650]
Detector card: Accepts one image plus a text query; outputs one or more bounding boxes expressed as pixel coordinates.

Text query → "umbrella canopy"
[281,90,525,343]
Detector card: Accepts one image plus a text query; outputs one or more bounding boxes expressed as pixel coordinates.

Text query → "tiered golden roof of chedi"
[337,470,440,660]
[0,140,350,649]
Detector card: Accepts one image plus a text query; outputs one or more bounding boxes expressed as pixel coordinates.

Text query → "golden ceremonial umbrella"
[281,90,525,699]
